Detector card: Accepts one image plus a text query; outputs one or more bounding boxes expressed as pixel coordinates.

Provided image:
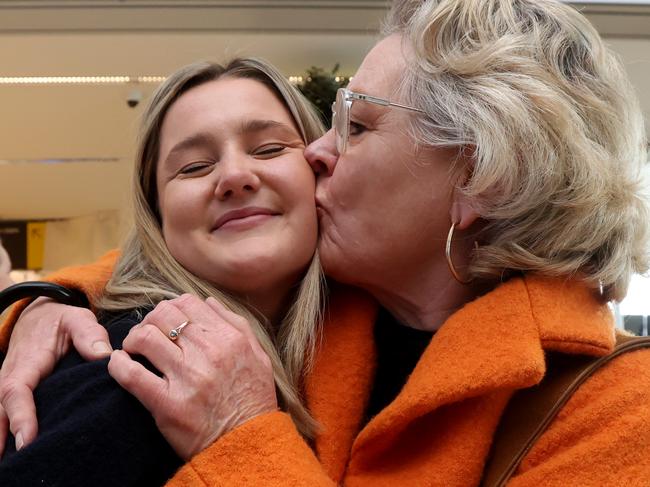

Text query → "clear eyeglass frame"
[331,87,425,155]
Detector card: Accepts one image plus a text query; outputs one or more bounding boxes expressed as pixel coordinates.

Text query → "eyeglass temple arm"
[349,93,424,113]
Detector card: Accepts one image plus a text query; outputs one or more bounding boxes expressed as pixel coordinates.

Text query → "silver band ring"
[169,320,189,341]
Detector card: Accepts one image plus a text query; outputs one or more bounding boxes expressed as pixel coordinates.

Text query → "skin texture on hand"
[0,298,112,456]
[107,294,278,460]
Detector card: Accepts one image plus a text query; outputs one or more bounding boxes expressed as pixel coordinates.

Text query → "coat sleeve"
[167,411,337,486]
[509,347,650,487]
[0,249,119,351]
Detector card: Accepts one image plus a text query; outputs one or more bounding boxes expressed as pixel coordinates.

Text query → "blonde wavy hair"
[384,0,649,301]
[96,59,326,437]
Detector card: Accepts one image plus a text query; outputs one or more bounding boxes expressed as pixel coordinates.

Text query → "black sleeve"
[0,310,183,487]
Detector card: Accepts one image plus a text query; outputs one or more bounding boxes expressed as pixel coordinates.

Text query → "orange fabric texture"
[2,258,649,486]
[170,276,650,487]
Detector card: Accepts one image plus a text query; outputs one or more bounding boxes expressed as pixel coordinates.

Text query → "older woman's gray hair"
[385,0,649,301]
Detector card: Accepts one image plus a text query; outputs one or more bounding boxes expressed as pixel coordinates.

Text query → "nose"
[214,156,261,201]
[304,128,339,178]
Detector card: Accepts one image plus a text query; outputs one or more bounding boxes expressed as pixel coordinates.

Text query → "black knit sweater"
[0,309,182,487]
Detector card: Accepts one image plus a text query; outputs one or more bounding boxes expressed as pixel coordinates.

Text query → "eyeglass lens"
[334,88,348,154]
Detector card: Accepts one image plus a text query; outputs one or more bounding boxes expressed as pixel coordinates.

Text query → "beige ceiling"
[1,0,649,221]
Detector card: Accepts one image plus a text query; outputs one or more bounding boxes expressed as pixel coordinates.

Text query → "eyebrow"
[162,119,300,166]
[238,119,298,138]
[164,132,214,165]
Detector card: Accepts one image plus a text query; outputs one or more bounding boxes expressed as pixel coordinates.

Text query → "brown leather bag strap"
[481,334,650,487]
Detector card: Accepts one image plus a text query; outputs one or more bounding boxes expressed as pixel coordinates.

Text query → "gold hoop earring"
[445,222,473,285]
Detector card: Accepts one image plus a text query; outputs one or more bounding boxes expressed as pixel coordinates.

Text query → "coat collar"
[307,276,615,481]
[354,275,614,453]
[306,284,378,480]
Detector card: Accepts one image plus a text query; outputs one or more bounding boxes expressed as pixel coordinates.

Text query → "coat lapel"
[526,275,615,355]
[345,276,615,486]
[305,284,378,483]
[354,278,548,443]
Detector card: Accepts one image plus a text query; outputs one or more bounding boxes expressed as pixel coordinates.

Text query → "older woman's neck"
[367,262,489,332]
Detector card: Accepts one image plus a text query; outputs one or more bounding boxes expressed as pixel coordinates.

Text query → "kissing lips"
[314,196,331,221]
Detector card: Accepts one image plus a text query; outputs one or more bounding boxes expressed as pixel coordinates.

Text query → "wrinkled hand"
[0,298,111,455]
[108,294,277,460]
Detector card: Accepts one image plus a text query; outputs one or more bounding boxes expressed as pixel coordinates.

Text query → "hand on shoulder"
[108,294,278,460]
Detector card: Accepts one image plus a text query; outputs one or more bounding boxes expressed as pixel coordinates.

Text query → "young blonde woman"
[0,57,330,486]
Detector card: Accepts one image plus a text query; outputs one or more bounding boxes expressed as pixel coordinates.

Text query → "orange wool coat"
[2,252,650,486]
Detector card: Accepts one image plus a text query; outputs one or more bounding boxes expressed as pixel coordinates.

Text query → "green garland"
[296,64,350,128]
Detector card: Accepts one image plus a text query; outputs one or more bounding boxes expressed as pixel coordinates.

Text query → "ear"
[450,195,480,231]
[450,148,480,231]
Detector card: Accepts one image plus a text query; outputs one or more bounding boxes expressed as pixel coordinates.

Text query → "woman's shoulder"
[565,343,650,408]
[514,345,650,484]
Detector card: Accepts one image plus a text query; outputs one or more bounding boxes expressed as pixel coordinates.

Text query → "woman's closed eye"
[178,161,214,176]
[254,144,287,158]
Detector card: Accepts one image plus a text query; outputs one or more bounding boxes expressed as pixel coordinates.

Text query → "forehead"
[163,77,294,132]
[348,34,408,98]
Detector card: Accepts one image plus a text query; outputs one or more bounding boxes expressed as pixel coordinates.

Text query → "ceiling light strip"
[0,157,123,164]
[0,74,350,86]
[0,76,167,85]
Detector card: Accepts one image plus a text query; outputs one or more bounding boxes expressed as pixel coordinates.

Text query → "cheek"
[328,149,386,215]
[287,169,319,241]
[160,179,207,217]
[296,181,318,232]
[160,214,188,264]
[327,158,359,206]
[160,209,204,280]
[284,159,317,205]
[159,185,202,248]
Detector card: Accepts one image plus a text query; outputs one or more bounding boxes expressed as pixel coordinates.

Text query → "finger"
[0,300,64,449]
[0,404,8,457]
[0,380,37,450]
[0,370,41,452]
[141,300,191,342]
[64,307,113,360]
[172,294,223,329]
[122,324,183,375]
[204,296,249,333]
[108,350,167,414]
[165,294,233,342]
[205,297,268,359]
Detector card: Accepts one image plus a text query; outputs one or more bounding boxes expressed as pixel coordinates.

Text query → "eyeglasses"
[331,87,425,155]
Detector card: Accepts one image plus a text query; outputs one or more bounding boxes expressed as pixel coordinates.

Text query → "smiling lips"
[213,207,279,231]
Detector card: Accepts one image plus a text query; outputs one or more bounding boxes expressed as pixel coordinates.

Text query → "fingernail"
[92,341,112,354]
[15,432,23,451]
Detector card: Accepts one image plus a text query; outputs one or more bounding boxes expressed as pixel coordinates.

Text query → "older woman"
[2,0,649,485]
